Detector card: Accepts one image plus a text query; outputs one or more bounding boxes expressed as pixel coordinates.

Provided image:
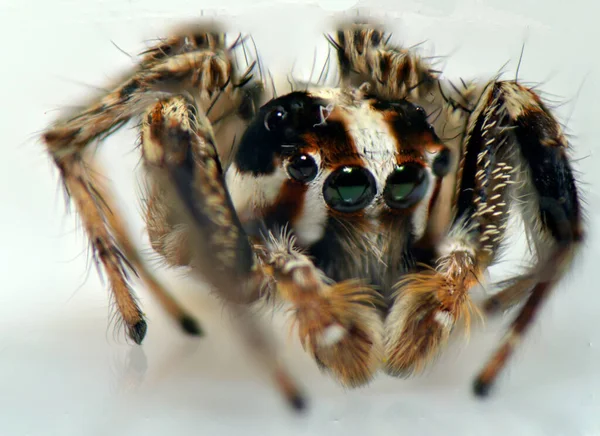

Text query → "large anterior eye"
[323,166,376,212]
[287,154,318,182]
[383,163,429,209]
[264,106,287,131]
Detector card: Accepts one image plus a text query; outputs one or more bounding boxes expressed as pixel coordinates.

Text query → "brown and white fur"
[41,22,584,408]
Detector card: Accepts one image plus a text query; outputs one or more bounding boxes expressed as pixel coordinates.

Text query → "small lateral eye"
[264,106,287,131]
[323,166,376,212]
[287,154,318,182]
[383,163,429,209]
[432,147,451,177]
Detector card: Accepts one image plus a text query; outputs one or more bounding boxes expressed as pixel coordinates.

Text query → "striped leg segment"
[42,29,238,343]
[255,233,384,387]
[384,79,520,375]
[141,94,307,411]
[472,82,583,396]
[330,23,439,99]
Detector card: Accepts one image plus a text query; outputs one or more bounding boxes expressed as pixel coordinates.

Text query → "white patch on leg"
[433,310,454,329]
[317,324,347,348]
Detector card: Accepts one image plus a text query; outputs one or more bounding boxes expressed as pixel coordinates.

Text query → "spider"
[42,21,584,410]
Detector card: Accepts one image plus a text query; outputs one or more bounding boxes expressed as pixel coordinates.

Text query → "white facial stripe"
[292,151,328,246]
[344,102,399,195]
[341,100,439,240]
[225,163,288,221]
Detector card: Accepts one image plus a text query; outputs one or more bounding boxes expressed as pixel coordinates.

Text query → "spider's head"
[226,88,451,246]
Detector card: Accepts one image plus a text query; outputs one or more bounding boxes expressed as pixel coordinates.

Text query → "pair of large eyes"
[286,154,429,212]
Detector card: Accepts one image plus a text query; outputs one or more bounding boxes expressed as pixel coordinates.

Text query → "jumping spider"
[42,22,584,409]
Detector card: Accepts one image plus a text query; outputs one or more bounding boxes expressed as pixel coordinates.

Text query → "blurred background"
[0,0,598,434]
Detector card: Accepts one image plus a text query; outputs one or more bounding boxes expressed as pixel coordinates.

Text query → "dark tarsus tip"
[180,315,204,336]
[129,319,148,345]
[289,392,308,412]
[473,377,492,398]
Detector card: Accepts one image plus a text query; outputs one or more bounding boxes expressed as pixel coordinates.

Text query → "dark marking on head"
[262,180,308,229]
[234,92,355,174]
[301,118,360,168]
[371,98,440,159]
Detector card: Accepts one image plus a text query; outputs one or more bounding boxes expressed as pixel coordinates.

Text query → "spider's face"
[226,88,451,247]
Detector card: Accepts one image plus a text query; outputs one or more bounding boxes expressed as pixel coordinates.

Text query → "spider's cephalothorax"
[228,88,449,292]
[42,23,584,409]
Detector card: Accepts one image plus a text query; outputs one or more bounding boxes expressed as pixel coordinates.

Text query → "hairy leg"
[253,231,384,387]
[42,28,243,342]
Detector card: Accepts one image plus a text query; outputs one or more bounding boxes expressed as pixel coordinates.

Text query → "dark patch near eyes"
[262,180,308,229]
[372,98,439,156]
[234,91,350,174]
[302,119,359,167]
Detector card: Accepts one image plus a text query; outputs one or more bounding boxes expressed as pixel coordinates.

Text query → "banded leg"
[471,82,584,396]
[384,80,521,375]
[330,23,439,99]
[42,30,242,342]
[255,232,384,387]
[141,94,306,410]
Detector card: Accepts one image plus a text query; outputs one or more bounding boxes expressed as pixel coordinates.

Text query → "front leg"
[141,94,308,410]
[384,81,584,396]
[253,231,384,387]
[383,81,518,376]
[42,28,238,342]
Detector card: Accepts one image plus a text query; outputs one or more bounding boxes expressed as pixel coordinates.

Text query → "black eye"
[264,106,287,131]
[432,147,451,177]
[383,163,429,209]
[323,166,376,212]
[287,154,318,182]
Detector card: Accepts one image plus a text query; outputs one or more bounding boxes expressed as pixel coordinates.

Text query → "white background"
[1,0,599,435]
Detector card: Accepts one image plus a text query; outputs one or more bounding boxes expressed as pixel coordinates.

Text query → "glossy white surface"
[1,1,599,434]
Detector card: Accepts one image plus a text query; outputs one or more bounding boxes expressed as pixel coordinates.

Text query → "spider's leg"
[142,94,306,410]
[469,82,584,396]
[384,80,523,376]
[331,23,439,99]
[42,30,238,342]
[254,232,384,387]
[89,166,202,335]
